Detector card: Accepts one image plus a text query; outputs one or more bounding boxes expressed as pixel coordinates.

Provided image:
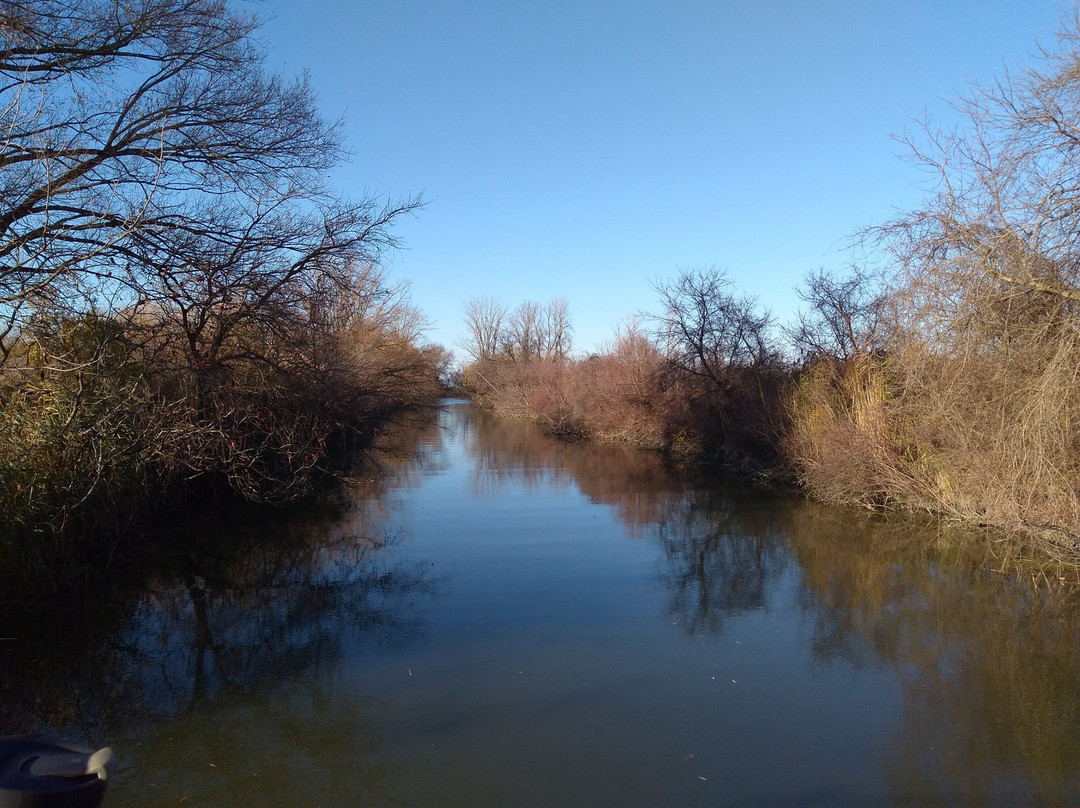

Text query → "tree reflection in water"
[654,488,791,636]
[462,401,1080,803]
[3,402,1080,805]
[459,402,696,535]
[788,506,1080,805]
[647,483,1080,805]
[0,409,446,741]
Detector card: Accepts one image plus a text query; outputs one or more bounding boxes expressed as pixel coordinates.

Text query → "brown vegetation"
[0,1,446,591]
[460,273,788,467]
[785,12,1080,555]
[461,11,1080,559]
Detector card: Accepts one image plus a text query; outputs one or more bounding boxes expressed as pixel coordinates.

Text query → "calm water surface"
[3,401,1080,806]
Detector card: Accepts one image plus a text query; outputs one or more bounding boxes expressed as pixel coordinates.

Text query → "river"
[2,400,1079,807]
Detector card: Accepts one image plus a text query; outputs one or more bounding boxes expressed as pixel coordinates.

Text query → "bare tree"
[496,298,574,362]
[0,1,434,524]
[127,191,414,376]
[652,266,774,388]
[503,300,544,361]
[795,9,1080,541]
[786,265,888,363]
[0,0,419,365]
[876,11,1080,324]
[460,296,506,362]
[543,296,573,360]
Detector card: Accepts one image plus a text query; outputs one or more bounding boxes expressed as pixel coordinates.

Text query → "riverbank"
[5,400,1079,806]
[0,337,449,599]
[460,349,1080,570]
[0,0,452,599]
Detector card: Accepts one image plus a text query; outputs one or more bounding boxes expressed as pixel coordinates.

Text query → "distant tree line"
[459,269,786,462]
[0,0,448,591]
[459,8,1080,558]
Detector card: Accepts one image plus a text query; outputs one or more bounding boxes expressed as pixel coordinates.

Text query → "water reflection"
[444,403,1080,802]
[460,405,578,498]
[453,403,1080,803]
[653,488,1080,805]
[114,531,427,722]
[789,508,1080,805]
[2,402,1080,806]
[654,489,791,636]
[458,403,693,534]
[0,409,446,740]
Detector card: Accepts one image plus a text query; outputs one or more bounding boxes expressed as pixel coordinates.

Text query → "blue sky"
[259,0,1068,358]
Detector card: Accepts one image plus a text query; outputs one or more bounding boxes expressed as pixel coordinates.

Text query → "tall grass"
[785,324,1080,556]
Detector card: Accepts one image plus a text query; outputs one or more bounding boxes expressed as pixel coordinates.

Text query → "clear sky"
[259,0,1069,359]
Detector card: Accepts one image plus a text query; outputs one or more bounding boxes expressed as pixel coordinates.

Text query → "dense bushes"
[464,322,674,448]
[464,267,1080,556]
[0,269,446,589]
[461,294,789,468]
[786,302,1080,551]
[784,11,1080,551]
[0,1,446,590]
[459,5,1080,557]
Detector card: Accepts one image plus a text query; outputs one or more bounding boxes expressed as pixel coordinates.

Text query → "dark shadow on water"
[0,410,448,743]
[653,486,792,636]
